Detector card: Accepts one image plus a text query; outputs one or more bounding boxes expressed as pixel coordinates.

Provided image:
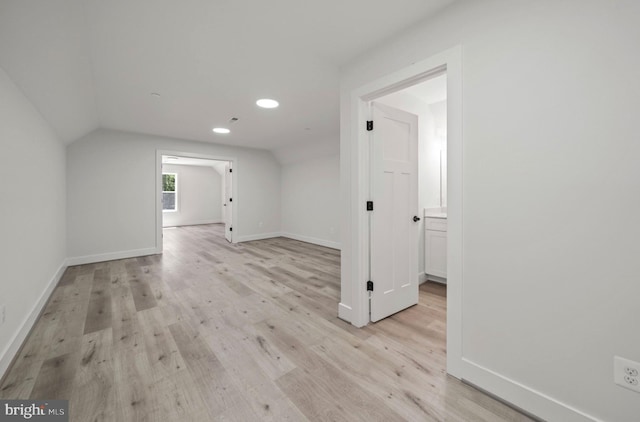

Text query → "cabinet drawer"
[425,218,447,232]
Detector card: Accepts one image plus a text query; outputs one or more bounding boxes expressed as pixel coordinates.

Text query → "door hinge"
[229,168,232,173]
[366,201,374,211]
[367,281,374,291]
[366,120,373,131]
[229,227,233,232]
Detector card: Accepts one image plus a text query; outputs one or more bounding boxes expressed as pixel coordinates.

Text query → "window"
[162,173,177,211]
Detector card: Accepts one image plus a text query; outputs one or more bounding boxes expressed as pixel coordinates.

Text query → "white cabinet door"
[425,229,447,278]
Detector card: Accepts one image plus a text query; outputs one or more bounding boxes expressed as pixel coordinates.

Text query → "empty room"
[1,1,639,421]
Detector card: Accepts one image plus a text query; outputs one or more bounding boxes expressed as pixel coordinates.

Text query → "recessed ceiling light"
[213,127,230,134]
[256,99,279,109]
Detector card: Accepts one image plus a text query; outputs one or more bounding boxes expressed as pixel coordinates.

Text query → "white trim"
[0,261,67,379]
[418,271,428,284]
[338,302,352,322]
[66,247,158,266]
[280,232,341,250]
[235,232,282,243]
[157,150,238,252]
[163,220,224,228]
[462,359,603,422]
[345,45,463,377]
[426,274,447,284]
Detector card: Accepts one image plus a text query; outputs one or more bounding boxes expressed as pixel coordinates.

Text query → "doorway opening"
[343,46,462,377]
[369,71,448,323]
[155,151,238,253]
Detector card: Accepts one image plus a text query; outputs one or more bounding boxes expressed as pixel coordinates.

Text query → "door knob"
[413,216,421,222]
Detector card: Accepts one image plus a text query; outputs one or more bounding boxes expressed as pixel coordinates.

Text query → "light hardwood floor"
[1,224,533,421]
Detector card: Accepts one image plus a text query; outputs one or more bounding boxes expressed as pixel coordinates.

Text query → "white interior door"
[370,101,419,322]
[224,163,233,242]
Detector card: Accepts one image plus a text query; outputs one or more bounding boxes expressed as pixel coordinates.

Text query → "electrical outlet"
[625,367,639,377]
[624,375,639,386]
[615,356,640,393]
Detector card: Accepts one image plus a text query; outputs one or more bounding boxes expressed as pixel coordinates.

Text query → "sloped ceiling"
[0,0,455,153]
[0,0,99,143]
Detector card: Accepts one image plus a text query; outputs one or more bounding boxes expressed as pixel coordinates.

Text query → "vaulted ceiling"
[0,0,455,153]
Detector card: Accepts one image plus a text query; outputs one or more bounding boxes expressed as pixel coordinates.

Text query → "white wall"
[0,67,67,377]
[427,100,447,208]
[340,1,640,421]
[162,164,223,228]
[281,154,340,249]
[272,136,340,165]
[67,129,281,261]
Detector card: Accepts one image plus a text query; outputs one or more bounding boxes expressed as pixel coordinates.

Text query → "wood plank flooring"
[1,224,533,421]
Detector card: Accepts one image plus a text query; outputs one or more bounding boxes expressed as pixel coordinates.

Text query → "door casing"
[342,46,463,378]
[224,162,233,242]
[155,150,238,253]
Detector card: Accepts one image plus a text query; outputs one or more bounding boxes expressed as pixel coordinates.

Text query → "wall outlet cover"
[614,356,640,393]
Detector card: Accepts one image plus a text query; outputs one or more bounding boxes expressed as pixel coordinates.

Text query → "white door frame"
[223,162,233,243]
[344,46,463,378]
[155,150,238,253]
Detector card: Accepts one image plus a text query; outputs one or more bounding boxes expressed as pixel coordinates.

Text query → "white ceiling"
[0,0,456,153]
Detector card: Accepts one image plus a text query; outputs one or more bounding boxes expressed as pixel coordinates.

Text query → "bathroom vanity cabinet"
[425,215,447,280]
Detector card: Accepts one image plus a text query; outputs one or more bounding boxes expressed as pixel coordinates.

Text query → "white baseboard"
[461,358,602,422]
[280,232,341,250]
[418,272,428,284]
[67,247,158,266]
[236,232,283,243]
[163,219,223,228]
[0,261,67,379]
[427,274,447,284]
[338,302,352,323]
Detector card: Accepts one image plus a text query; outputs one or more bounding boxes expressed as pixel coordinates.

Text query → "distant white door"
[224,163,233,242]
[370,102,419,322]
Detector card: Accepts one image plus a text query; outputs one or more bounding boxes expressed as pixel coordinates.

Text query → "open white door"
[370,102,420,322]
[224,163,233,242]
